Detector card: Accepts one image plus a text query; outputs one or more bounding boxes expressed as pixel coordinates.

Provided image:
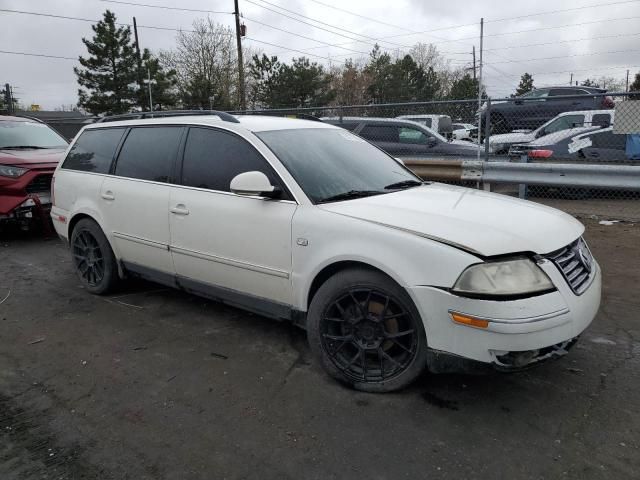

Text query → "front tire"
[70,218,119,295]
[307,268,428,393]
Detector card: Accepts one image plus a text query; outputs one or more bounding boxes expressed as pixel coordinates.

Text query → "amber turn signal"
[450,312,489,329]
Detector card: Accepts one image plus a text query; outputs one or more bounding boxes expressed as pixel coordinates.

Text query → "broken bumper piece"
[491,337,579,371]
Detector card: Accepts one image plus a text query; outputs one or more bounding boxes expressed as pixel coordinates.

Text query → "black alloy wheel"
[320,289,418,383]
[70,218,119,294]
[307,268,428,392]
[72,229,105,287]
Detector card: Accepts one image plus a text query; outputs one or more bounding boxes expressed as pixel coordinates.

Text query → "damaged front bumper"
[491,337,579,371]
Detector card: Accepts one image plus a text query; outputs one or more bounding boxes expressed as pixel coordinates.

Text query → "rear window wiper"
[317,190,385,204]
[384,179,423,190]
[0,145,50,149]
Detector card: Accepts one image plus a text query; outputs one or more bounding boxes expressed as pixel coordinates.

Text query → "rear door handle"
[101,191,115,201]
[170,204,190,216]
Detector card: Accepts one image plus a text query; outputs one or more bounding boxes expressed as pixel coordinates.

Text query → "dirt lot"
[0,218,639,480]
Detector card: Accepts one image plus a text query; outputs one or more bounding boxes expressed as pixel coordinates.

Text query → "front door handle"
[101,191,115,201]
[170,204,190,216]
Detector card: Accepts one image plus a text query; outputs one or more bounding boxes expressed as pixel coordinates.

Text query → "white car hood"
[319,184,584,257]
[489,132,535,145]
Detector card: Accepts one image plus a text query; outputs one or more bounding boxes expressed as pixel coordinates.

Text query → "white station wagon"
[51,113,601,392]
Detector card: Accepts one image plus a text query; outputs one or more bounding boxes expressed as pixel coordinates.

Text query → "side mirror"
[230,171,281,199]
[426,137,438,147]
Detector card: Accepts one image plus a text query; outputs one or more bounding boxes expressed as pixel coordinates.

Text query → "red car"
[0,116,68,230]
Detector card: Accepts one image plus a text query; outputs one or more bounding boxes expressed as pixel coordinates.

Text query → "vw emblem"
[576,241,592,273]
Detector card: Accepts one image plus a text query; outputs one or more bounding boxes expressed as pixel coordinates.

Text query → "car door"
[100,125,184,277]
[169,126,297,308]
[581,130,628,163]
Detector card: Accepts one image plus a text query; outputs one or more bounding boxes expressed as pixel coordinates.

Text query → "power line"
[305,0,417,33]
[486,48,640,65]
[484,31,640,52]
[242,15,368,55]
[289,3,640,58]
[244,0,409,50]
[364,0,640,42]
[98,0,233,14]
[0,8,204,34]
[0,50,77,61]
[244,37,331,60]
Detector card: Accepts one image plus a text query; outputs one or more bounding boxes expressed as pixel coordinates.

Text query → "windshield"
[256,128,421,203]
[0,120,68,149]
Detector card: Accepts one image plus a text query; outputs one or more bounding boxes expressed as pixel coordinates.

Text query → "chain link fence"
[233,91,640,221]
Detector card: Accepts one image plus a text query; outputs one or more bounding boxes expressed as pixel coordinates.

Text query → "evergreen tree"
[249,55,334,108]
[364,45,394,103]
[75,10,138,114]
[630,71,640,99]
[249,54,284,107]
[138,48,178,110]
[515,73,534,96]
[448,74,485,121]
[279,57,335,107]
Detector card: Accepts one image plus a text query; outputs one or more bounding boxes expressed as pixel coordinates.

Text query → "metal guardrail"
[402,157,640,190]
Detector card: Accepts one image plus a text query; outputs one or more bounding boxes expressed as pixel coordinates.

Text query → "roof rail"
[95,110,240,124]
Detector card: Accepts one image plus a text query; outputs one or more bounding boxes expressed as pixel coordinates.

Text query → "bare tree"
[160,18,239,109]
[329,58,371,106]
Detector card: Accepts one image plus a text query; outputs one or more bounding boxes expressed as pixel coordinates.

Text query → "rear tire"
[307,268,428,393]
[70,218,119,295]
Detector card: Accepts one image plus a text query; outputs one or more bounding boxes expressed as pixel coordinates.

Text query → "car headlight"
[453,258,554,297]
[0,165,28,177]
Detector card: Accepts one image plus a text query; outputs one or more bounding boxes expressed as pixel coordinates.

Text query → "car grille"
[25,174,53,194]
[545,237,594,295]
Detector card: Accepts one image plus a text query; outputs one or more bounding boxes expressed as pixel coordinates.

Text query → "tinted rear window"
[62,128,125,173]
[115,127,182,182]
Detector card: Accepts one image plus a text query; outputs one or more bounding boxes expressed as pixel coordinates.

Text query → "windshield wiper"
[317,190,385,204]
[384,179,423,190]
[0,145,50,150]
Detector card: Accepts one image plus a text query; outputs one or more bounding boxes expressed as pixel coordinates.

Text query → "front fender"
[291,206,479,311]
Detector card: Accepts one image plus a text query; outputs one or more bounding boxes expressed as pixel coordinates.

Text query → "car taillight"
[601,96,614,108]
[528,149,554,158]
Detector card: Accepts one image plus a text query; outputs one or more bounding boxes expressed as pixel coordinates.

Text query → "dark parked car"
[481,86,614,135]
[323,117,481,158]
[509,126,637,164]
[0,116,68,229]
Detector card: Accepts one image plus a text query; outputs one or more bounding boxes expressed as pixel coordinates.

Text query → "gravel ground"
[0,217,638,479]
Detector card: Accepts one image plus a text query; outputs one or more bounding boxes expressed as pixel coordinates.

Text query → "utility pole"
[133,17,145,110]
[234,0,246,110]
[570,73,573,86]
[472,46,476,81]
[477,18,484,160]
[626,69,630,92]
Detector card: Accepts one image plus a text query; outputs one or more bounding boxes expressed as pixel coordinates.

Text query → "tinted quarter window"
[181,127,284,193]
[62,128,125,173]
[359,125,399,143]
[591,131,626,150]
[591,114,611,128]
[115,127,182,182]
